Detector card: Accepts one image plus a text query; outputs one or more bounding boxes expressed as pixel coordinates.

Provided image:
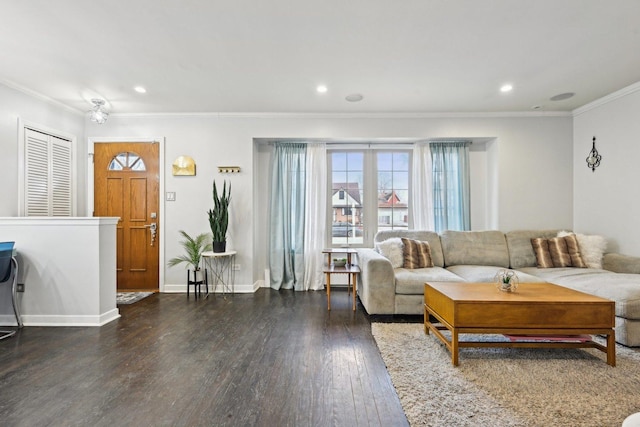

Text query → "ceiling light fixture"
[134,86,147,93]
[88,99,109,124]
[316,85,328,93]
[345,93,364,102]
[500,84,513,93]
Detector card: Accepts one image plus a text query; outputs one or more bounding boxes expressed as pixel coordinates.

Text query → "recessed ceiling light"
[345,93,364,102]
[316,85,328,93]
[134,86,147,93]
[550,92,575,101]
[500,84,513,93]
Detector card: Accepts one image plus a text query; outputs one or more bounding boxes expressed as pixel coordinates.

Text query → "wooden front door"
[94,142,159,291]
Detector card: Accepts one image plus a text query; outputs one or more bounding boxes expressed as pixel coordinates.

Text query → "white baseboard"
[164,282,259,294]
[0,309,121,327]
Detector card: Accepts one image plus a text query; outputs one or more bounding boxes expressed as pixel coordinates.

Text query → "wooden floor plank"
[0,288,408,427]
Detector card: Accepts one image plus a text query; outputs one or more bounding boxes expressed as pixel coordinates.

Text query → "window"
[328,148,411,246]
[377,152,410,232]
[108,152,146,171]
[330,152,364,245]
[22,127,75,216]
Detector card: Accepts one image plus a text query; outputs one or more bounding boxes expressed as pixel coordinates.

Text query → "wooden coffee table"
[423,282,616,366]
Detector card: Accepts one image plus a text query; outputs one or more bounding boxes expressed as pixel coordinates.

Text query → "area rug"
[372,323,640,427]
[116,292,153,305]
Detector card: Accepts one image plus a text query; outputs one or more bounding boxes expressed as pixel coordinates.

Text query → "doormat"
[116,292,153,305]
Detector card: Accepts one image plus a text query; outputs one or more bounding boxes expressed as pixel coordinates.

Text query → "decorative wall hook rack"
[218,166,241,174]
[586,136,602,172]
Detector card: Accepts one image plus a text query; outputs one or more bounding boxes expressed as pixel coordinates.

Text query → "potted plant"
[208,180,231,253]
[495,269,519,292]
[168,229,211,277]
[168,230,211,296]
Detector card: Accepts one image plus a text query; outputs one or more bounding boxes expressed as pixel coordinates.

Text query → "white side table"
[202,251,237,295]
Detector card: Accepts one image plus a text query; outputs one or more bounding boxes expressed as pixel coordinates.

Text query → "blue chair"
[0,241,22,340]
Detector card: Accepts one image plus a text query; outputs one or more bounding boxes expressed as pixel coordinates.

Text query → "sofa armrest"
[356,248,396,315]
[603,253,640,274]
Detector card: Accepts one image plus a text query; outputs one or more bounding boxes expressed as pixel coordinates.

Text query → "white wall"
[573,83,640,255]
[0,84,86,216]
[0,217,119,326]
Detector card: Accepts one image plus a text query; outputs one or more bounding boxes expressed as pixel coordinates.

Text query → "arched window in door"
[108,152,146,171]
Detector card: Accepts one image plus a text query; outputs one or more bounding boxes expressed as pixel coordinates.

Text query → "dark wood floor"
[0,289,409,427]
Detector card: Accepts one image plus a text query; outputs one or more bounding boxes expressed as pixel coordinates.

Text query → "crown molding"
[0,78,84,116]
[573,81,640,116]
[111,110,571,120]
[0,78,574,119]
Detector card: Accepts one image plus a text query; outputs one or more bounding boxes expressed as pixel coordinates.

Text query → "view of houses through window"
[377,151,409,232]
[329,149,410,246]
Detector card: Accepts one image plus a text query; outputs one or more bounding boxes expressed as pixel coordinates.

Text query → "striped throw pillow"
[531,236,586,268]
[400,238,434,269]
[531,238,554,268]
[558,234,586,268]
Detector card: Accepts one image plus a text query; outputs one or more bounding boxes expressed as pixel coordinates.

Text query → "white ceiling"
[1,0,639,115]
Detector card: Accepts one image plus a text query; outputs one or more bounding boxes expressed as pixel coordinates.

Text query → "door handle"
[144,222,157,246]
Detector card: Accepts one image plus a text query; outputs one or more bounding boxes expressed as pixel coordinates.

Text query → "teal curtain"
[269,143,307,290]
[430,141,470,232]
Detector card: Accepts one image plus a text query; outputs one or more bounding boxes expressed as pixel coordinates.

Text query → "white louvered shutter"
[24,128,73,216]
[51,136,72,216]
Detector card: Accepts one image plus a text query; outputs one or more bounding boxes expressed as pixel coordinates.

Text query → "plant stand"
[202,250,236,295]
[187,268,208,298]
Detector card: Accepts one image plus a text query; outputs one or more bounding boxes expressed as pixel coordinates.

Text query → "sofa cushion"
[531,238,554,268]
[517,267,640,320]
[548,236,574,267]
[560,234,587,268]
[375,230,444,267]
[576,234,607,269]
[447,265,544,283]
[603,253,640,274]
[558,231,607,269]
[375,237,404,269]
[440,230,509,268]
[401,238,433,269]
[531,235,586,268]
[395,267,464,294]
[505,229,563,268]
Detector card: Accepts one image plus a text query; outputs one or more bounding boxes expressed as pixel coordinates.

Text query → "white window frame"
[327,144,412,247]
[18,119,77,216]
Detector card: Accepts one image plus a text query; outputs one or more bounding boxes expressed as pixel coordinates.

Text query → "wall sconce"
[586,136,602,172]
[172,155,196,176]
[218,166,241,173]
[89,99,109,124]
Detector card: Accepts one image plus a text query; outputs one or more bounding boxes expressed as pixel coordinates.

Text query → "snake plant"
[208,180,231,244]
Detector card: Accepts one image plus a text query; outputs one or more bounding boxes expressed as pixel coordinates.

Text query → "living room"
[1,1,640,425]
[2,75,639,294]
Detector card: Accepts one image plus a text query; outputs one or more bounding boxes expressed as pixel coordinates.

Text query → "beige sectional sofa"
[356,229,640,346]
